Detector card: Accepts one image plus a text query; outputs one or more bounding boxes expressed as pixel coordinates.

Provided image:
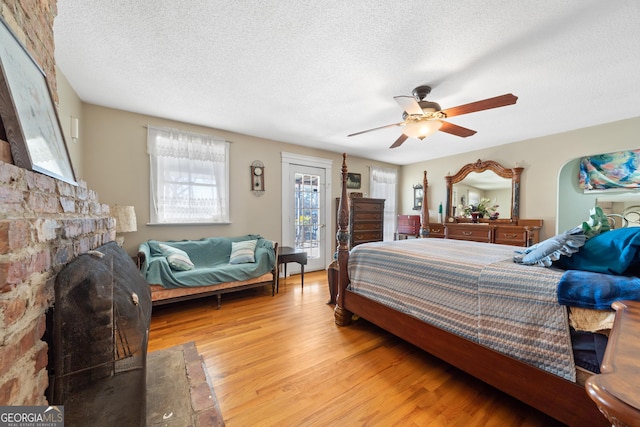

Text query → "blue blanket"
[557,270,640,309]
[139,235,276,288]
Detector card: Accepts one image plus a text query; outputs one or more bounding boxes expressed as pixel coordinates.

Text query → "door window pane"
[294,173,320,258]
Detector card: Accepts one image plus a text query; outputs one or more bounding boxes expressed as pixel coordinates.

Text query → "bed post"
[420,170,430,237]
[334,153,353,326]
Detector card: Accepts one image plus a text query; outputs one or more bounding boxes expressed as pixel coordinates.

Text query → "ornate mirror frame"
[445,159,523,223]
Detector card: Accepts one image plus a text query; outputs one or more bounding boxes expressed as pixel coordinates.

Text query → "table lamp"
[111,205,137,246]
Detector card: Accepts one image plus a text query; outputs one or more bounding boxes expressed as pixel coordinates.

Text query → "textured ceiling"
[53,1,640,165]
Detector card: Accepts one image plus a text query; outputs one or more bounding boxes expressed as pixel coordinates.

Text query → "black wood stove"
[52,241,152,426]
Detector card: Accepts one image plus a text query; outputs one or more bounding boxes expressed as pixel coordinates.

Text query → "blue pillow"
[554,227,640,275]
[513,226,586,267]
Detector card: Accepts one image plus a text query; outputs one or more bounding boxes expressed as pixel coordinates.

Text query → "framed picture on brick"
[0,16,76,184]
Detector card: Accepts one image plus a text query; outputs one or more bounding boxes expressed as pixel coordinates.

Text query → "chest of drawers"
[348,198,385,248]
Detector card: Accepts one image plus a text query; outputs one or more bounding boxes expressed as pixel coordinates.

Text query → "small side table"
[277,247,308,290]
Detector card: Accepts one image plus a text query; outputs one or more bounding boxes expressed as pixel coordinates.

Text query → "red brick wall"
[0,0,58,99]
[0,0,115,405]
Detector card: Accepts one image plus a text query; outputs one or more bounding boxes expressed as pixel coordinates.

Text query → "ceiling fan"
[348,85,518,148]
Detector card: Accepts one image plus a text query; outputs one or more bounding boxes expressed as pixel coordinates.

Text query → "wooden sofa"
[137,236,279,308]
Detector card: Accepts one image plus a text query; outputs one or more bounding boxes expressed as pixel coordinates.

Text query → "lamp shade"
[112,205,137,233]
[403,120,443,140]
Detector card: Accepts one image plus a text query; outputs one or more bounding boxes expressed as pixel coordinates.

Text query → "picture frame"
[346,172,361,189]
[0,17,76,184]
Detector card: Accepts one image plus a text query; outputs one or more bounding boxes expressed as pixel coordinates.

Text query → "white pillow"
[159,243,194,271]
[229,240,257,264]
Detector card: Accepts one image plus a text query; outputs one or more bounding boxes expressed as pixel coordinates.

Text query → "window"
[147,126,229,224]
[370,166,398,241]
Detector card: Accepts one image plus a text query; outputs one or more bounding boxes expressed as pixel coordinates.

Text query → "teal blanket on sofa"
[139,235,276,289]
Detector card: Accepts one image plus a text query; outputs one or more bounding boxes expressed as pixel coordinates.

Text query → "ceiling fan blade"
[348,122,404,137]
[441,94,518,118]
[393,96,424,116]
[389,133,409,148]
[439,121,477,138]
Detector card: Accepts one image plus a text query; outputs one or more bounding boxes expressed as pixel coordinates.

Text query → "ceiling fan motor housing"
[412,85,432,101]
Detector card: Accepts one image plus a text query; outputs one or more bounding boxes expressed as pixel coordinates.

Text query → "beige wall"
[55,67,84,179]
[75,102,396,255]
[400,116,640,239]
[57,69,640,249]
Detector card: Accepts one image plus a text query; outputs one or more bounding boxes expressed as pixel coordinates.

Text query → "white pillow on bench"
[159,243,194,271]
[229,239,257,264]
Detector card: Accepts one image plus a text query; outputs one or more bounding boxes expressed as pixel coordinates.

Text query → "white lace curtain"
[147,126,229,223]
[370,166,398,241]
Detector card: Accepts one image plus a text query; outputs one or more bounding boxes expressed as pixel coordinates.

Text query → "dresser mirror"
[445,159,523,223]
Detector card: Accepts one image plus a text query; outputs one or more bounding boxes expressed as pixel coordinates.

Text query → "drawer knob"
[462,231,473,236]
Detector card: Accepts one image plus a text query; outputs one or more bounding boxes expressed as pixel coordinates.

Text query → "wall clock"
[413,184,423,210]
[250,160,265,195]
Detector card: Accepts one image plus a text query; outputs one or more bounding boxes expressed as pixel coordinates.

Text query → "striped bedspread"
[348,238,575,381]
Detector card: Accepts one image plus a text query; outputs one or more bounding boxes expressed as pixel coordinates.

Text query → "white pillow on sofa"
[159,243,194,271]
[229,239,257,264]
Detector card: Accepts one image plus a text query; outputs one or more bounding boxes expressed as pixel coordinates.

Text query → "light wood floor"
[148,271,566,426]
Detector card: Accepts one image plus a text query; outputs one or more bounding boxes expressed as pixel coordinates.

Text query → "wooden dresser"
[344,197,385,248]
[425,220,542,247]
[412,161,542,247]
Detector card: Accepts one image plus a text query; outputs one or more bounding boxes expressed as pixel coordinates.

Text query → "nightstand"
[277,247,308,290]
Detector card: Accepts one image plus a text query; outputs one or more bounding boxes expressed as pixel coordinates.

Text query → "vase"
[471,212,479,223]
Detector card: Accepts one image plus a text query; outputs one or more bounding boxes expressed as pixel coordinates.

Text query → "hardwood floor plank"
[149,271,566,426]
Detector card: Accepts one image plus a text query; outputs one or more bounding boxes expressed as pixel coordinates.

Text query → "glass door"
[290,165,326,272]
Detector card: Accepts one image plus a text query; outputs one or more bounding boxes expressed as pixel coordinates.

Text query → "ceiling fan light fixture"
[348,86,516,148]
[404,120,443,140]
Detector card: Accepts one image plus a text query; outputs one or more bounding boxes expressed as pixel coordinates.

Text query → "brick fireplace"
[0,0,116,406]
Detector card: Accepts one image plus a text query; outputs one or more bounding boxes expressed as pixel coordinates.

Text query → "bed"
[333,154,640,426]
